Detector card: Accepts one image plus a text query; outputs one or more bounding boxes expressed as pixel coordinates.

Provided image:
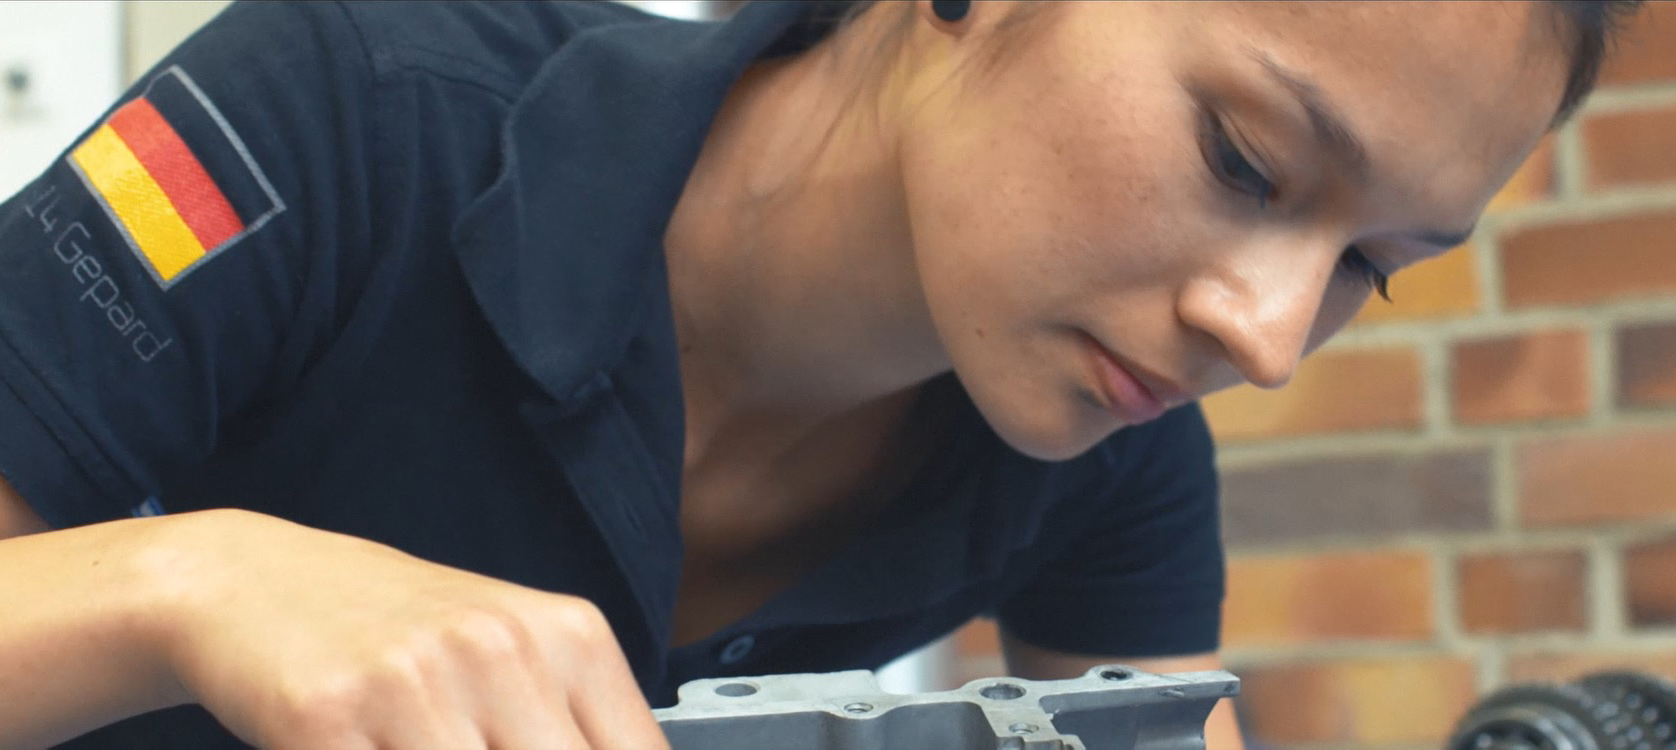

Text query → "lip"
[1080,332,1180,423]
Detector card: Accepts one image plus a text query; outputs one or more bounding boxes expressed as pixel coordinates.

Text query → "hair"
[831,0,1646,125]
[1548,0,1645,123]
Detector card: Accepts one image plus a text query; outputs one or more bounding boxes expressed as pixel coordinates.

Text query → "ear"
[916,0,977,38]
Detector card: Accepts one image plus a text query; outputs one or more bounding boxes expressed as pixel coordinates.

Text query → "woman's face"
[897,1,1568,460]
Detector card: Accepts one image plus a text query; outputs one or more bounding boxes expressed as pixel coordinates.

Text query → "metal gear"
[1449,673,1676,750]
[1577,672,1676,750]
[1448,682,1643,750]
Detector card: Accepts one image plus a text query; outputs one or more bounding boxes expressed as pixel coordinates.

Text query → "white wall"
[0,1,121,198]
[126,0,230,83]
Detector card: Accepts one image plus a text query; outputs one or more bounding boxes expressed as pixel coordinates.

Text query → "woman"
[0,1,1640,747]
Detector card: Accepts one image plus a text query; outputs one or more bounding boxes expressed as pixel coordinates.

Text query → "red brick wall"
[951,6,1676,747]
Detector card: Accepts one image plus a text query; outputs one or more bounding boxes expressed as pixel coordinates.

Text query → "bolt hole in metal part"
[655,664,1237,749]
[713,682,758,698]
[1448,671,1676,750]
[980,683,1026,701]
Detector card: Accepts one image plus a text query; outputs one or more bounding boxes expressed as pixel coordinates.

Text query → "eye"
[1340,245,1392,301]
[1198,107,1277,208]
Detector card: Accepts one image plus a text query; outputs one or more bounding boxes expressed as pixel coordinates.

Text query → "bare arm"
[0,475,189,749]
[0,478,668,750]
[1002,632,1246,750]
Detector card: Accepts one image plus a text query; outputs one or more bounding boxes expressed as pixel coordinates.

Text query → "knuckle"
[273,676,364,741]
[551,596,611,642]
[372,642,433,691]
[445,608,531,663]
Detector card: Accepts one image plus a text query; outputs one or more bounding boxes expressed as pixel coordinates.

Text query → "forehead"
[1150,1,1570,226]
[1032,0,1568,234]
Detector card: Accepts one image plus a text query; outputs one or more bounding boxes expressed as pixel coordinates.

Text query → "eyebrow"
[1246,48,1475,250]
[1248,47,1371,181]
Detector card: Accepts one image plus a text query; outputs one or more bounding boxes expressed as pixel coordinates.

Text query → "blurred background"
[3,1,1675,747]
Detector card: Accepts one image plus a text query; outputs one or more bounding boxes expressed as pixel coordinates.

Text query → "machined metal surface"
[654,664,1239,749]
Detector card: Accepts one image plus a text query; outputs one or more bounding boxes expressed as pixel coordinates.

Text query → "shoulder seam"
[371,58,524,104]
[375,47,527,101]
[324,1,526,103]
[317,1,380,91]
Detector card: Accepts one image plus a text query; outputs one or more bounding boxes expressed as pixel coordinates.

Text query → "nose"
[1177,243,1338,390]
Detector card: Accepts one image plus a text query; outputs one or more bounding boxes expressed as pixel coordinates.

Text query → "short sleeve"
[0,1,375,527]
[997,403,1226,657]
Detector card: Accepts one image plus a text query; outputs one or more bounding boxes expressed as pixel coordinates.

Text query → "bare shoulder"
[0,473,49,539]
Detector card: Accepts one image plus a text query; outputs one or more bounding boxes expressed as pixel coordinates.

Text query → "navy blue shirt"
[0,2,1224,746]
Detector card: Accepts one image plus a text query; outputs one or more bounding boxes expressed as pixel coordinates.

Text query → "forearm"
[1205,697,1244,750]
[0,516,190,749]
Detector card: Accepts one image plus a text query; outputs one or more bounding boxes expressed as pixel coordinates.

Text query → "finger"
[465,658,579,750]
[526,601,668,750]
[270,734,378,750]
[496,716,590,750]
[366,660,489,750]
[570,693,668,750]
[566,651,668,750]
[484,706,591,750]
[372,710,488,750]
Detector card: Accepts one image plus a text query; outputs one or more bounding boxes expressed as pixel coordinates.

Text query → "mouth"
[1077,331,1186,424]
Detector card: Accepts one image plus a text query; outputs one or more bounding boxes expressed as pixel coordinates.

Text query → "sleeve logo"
[65,65,285,289]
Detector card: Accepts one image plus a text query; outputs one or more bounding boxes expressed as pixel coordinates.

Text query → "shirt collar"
[450,1,843,406]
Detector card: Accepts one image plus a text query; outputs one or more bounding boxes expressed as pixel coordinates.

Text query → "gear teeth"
[1579,672,1676,750]
[1449,682,1644,750]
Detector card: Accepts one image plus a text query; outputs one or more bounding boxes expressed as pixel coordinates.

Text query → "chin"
[981,404,1112,463]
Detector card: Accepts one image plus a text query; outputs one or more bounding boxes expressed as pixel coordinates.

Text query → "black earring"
[932,0,970,23]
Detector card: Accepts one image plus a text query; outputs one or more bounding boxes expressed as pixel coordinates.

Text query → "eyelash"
[1339,245,1391,302]
[1198,107,1393,302]
[1199,108,1277,207]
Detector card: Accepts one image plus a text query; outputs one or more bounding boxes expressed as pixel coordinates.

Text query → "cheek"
[1017,126,1219,307]
[904,46,1225,319]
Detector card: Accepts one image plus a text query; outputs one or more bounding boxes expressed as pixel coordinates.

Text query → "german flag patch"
[66,66,283,288]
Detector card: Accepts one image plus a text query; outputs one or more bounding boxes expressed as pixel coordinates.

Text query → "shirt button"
[719,635,755,665]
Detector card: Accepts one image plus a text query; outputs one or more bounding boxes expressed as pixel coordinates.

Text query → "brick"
[1236,656,1477,745]
[1224,550,1433,648]
[1486,134,1556,213]
[1508,651,1676,684]
[1353,243,1481,326]
[1501,210,1676,308]
[1201,347,1423,442]
[1452,329,1591,425]
[1518,428,1676,527]
[1584,105,1676,190]
[1618,321,1676,408]
[1221,449,1493,547]
[952,617,1000,659]
[1457,550,1588,634]
[1625,537,1676,628]
[1598,2,1676,88]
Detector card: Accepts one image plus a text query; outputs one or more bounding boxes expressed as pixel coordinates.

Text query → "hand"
[145,509,669,750]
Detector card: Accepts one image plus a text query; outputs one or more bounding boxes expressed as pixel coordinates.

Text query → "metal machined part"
[654,664,1239,749]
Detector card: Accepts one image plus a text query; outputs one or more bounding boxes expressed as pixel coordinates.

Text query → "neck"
[664,8,950,457]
